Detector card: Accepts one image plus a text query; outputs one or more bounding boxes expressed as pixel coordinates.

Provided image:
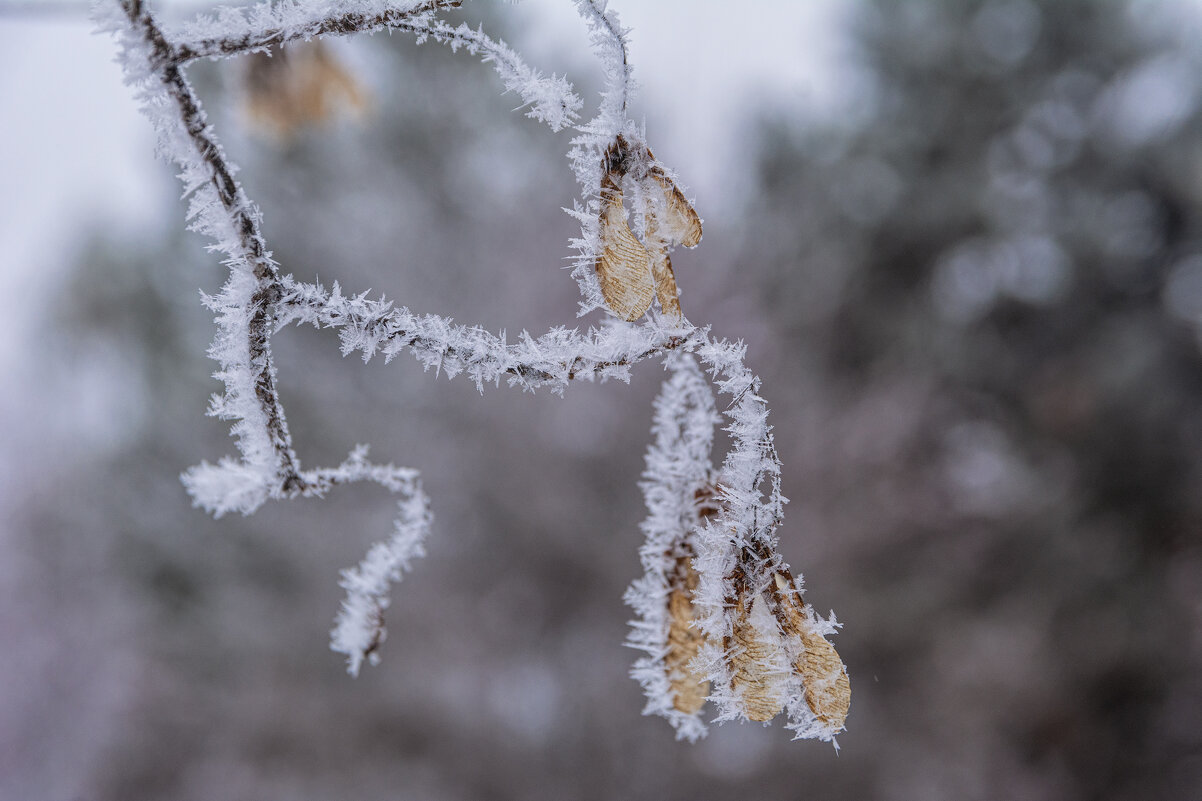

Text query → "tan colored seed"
[772,572,851,730]
[665,555,709,714]
[596,179,655,321]
[644,215,682,321]
[650,250,681,320]
[728,593,786,722]
[648,168,703,248]
[798,625,851,729]
[596,136,701,320]
[245,42,366,139]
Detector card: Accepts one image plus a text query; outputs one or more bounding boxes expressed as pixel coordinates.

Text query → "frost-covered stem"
[119,0,302,493]
[275,278,703,391]
[171,1,581,130]
[386,16,581,129]
[171,0,461,64]
[575,0,630,118]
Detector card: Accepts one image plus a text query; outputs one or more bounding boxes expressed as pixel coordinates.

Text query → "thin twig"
[171,0,460,64]
[120,0,303,491]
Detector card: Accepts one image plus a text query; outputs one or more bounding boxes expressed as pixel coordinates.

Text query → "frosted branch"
[107,0,299,505]
[328,455,432,676]
[573,0,632,123]
[170,0,459,63]
[101,0,848,743]
[172,1,582,130]
[276,277,704,393]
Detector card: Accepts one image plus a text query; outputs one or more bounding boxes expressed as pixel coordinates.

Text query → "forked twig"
[100,0,848,742]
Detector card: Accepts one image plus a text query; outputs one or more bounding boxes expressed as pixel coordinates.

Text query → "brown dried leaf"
[665,554,709,714]
[596,179,654,321]
[772,572,851,730]
[727,591,787,722]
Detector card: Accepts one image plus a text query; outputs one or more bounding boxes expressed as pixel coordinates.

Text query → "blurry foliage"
[738,1,1202,797]
[6,0,1202,799]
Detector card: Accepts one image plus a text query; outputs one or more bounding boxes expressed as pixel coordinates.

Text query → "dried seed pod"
[772,572,851,731]
[665,554,709,714]
[596,176,655,321]
[727,590,787,722]
[244,42,366,139]
[596,135,701,320]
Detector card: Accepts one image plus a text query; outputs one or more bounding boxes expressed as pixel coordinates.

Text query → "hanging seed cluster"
[595,135,703,321]
[627,358,850,742]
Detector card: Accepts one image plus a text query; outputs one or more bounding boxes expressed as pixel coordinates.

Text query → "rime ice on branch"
[100,0,848,741]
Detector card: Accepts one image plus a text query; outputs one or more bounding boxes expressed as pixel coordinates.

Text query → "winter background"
[3,0,1202,799]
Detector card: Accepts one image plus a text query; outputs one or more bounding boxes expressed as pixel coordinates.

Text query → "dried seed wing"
[244,50,299,137]
[596,184,654,321]
[650,250,681,320]
[244,43,367,139]
[727,591,787,722]
[772,572,851,731]
[665,555,709,714]
[648,168,703,248]
[798,625,851,730]
[311,42,368,114]
[644,217,682,320]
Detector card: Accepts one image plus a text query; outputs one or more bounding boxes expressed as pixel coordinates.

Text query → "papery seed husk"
[596,180,654,321]
[645,219,682,321]
[798,626,851,730]
[665,554,709,714]
[648,168,703,248]
[728,592,787,722]
[245,42,365,139]
[772,572,851,730]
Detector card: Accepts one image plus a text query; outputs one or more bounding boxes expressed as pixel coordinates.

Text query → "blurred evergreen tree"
[735,1,1202,798]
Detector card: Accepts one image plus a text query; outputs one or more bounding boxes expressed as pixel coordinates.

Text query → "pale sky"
[0,0,848,280]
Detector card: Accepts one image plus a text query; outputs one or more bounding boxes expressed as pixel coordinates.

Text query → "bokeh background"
[3,0,1202,799]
